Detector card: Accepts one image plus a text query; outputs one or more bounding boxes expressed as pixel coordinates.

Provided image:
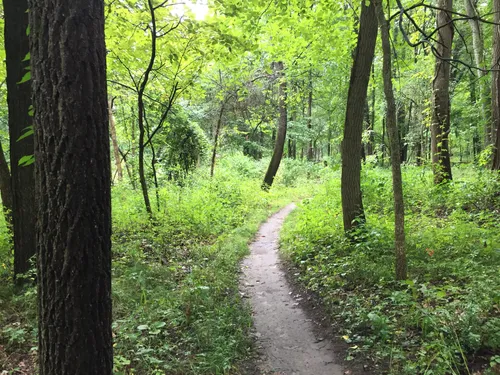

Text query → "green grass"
[281,164,500,375]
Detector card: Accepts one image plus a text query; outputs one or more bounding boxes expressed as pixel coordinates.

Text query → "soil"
[240,204,347,375]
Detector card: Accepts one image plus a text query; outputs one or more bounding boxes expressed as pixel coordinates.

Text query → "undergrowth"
[0,153,328,375]
[281,165,500,375]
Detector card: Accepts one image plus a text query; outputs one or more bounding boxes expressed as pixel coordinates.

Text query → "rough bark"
[263,62,287,189]
[341,0,378,231]
[492,0,500,169]
[30,0,113,373]
[431,0,453,184]
[109,98,123,181]
[3,0,36,278]
[374,0,407,281]
[0,140,13,227]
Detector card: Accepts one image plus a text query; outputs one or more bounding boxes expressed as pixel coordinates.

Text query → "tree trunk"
[401,102,412,163]
[374,0,407,281]
[150,141,160,211]
[416,122,424,166]
[129,105,138,189]
[263,61,287,189]
[369,64,376,155]
[327,127,332,157]
[137,0,160,216]
[431,0,453,184]
[341,0,378,231]
[492,0,500,169]
[0,140,13,228]
[382,116,386,166]
[307,69,314,161]
[464,0,490,146]
[138,105,151,214]
[119,148,135,188]
[30,0,113,374]
[364,100,371,156]
[211,102,224,177]
[109,98,123,181]
[3,0,36,278]
[416,135,423,165]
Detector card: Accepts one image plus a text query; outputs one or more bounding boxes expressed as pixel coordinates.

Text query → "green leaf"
[17,126,34,142]
[23,52,30,62]
[152,321,166,328]
[18,155,34,167]
[137,324,149,331]
[435,290,446,299]
[18,71,31,84]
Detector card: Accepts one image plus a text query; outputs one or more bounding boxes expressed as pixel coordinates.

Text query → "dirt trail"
[241,204,344,375]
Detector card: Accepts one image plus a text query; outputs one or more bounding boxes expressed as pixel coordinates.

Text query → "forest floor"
[240,204,347,375]
[3,162,498,374]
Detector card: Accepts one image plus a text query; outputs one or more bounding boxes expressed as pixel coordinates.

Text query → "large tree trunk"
[109,98,123,181]
[431,0,453,184]
[30,0,113,374]
[374,0,407,281]
[464,0,490,146]
[492,0,500,169]
[3,0,36,278]
[341,0,378,231]
[0,140,13,227]
[263,61,287,189]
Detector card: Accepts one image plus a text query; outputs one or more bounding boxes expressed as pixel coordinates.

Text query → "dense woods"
[0,0,499,374]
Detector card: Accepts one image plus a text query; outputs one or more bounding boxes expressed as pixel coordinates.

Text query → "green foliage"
[0,154,322,374]
[160,114,210,180]
[281,166,500,375]
[109,155,322,374]
[1,0,498,373]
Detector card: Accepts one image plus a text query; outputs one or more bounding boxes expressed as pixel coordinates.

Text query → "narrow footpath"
[241,204,345,375]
